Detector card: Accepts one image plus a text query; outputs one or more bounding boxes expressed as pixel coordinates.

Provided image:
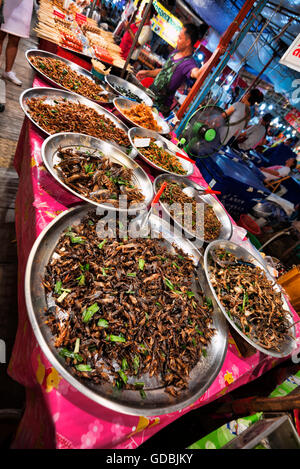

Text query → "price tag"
[75,13,87,24]
[134,137,151,148]
[53,9,65,19]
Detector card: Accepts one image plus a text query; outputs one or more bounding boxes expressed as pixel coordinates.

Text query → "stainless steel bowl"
[105,74,153,106]
[153,174,233,244]
[19,87,130,151]
[41,132,154,214]
[25,49,116,104]
[204,240,296,358]
[113,97,170,135]
[128,127,194,177]
[25,205,228,416]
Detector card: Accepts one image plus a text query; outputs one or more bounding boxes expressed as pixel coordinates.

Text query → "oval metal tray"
[25,49,116,105]
[113,97,170,135]
[153,174,233,244]
[128,127,194,177]
[41,132,153,214]
[105,74,153,106]
[204,240,296,358]
[25,205,228,416]
[20,87,129,150]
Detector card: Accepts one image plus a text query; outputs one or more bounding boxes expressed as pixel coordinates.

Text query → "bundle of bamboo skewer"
[34,0,133,70]
[34,0,60,44]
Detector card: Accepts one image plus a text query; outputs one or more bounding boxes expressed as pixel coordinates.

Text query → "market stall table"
[7,73,300,450]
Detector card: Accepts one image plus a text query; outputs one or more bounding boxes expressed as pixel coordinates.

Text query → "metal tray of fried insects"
[153,173,233,244]
[113,97,170,135]
[25,49,117,104]
[25,205,228,416]
[41,132,154,215]
[19,87,130,153]
[104,74,153,107]
[204,240,297,358]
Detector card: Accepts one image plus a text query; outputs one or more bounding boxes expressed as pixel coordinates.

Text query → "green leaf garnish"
[82,303,99,323]
[98,239,107,249]
[97,318,108,328]
[75,364,92,372]
[108,335,126,343]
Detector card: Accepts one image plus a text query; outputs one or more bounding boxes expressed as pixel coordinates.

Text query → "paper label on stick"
[134,137,151,148]
[53,9,65,19]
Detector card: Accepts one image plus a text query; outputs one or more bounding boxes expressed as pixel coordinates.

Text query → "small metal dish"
[113,97,170,135]
[204,240,297,358]
[153,174,233,244]
[128,127,193,177]
[105,74,153,106]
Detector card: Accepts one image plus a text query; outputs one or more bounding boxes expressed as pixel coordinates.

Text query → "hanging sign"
[151,1,182,48]
[279,33,300,73]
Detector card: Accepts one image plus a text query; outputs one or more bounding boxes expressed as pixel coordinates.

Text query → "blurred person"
[114,0,136,39]
[228,85,240,105]
[260,157,298,182]
[0,0,34,86]
[136,23,225,116]
[119,3,155,61]
[220,88,264,146]
[260,136,299,167]
[83,4,101,26]
[233,113,273,151]
[76,0,90,11]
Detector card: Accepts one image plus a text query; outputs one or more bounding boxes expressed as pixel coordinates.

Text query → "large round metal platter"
[19,87,130,151]
[113,97,170,135]
[204,240,296,358]
[153,174,233,244]
[41,132,153,214]
[105,74,153,106]
[25,205,228,416]
[25,49,116,104]
[128,127,194,177]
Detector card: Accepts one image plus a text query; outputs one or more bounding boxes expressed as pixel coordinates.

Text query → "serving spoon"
[128,181,167,237]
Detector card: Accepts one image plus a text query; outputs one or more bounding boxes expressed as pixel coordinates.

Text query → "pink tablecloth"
[8,76,300,449]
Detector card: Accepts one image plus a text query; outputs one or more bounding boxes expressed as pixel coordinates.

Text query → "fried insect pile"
[160,181,221,241]
[114,85,142,103]
[55,148,145,207]
[43,213,215,397]
[26,96,131,147]
[139,140,186,175]
[122,103,162,132]
[209,249,292,351]
[29,56,108,103]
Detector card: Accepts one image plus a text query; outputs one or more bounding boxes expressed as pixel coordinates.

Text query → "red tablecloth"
[8,47,300,449]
